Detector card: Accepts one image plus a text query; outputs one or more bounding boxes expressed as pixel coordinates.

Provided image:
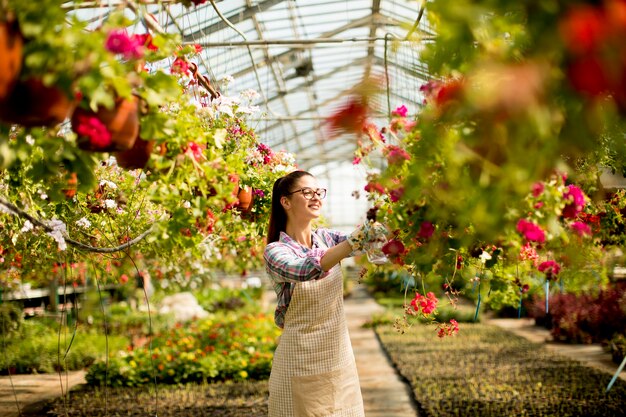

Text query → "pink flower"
[171,57,190,75]
[570,221,592,236]
[437,319,459,338]
[364,181,386,194]
[106,30,143,59]
[185,142,205,161]
[418,221,435,239]
[392,105,408,117]
[519,242,539,262]
[352,156,362,165]
[562,185,586,218]
[516,219,546,243]
[75,114,112,149]
[384,145,411,165]
[388,187,404,202]
[532,182,544,197]
[538,260,561,276]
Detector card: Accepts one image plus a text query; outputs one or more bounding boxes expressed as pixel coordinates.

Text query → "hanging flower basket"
[114,137,154,169]
[0,78,76,127]
[237,185,254,212]
[0,19,22,100]
[72,96,139,152]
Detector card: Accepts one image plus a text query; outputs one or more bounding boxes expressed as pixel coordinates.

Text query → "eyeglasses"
[287,187,327,200]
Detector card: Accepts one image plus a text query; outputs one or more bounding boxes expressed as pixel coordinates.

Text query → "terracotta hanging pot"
[0,79,76,127]
[237,185,254,212]
[72,96,139,152]
[0,19,22,100]
[114,137,154,169]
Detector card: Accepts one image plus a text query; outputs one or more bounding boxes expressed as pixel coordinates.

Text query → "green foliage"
[0,319,127,374]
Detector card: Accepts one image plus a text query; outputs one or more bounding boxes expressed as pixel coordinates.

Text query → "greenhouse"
[1,1,625,416]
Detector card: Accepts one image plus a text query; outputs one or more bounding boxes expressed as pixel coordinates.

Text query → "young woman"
[263,170,381,417]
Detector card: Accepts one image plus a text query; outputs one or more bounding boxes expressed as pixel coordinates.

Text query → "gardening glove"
[347,221,388,253]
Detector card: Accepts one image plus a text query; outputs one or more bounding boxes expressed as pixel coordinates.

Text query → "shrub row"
[85,311,280,386]
[526,283,626,344]
[376,322,626,417]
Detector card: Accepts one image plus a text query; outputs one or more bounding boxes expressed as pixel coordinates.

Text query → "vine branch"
[0,196,153,254]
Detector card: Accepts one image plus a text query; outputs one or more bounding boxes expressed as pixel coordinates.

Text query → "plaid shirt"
[264,228,348,328]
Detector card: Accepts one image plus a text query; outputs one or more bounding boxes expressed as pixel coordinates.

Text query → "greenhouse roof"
[71,0,433,174]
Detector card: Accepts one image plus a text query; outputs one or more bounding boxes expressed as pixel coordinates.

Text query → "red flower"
[538,260,561,277]
[326,96,369,138]
[74,114,112,149]
[382,239,405,256]
[411,292,439,315]
[171,57,190,75]
[364,181,386,195]
[132,33,158,52]
[559,5,609,55]
[418,221,435,239]
[388,187,404,202]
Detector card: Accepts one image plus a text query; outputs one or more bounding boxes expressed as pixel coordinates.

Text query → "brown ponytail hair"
[266,171,313,244]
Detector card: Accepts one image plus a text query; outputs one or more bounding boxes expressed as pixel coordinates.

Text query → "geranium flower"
[74,114,112,149]
[418,221,434,239]
[516,219,546,243]
[384,145,411,165]
[437,319,459,338]
[538,260,561,276]
[519,242,539,263]
[326,96,369,138]
[559,5,608,55]
[382,239,405,257]
[388,187,404,203]
[532,182,544,197]
[410,292,438,315]
[185,141,205,161]
[364,181,386,195]
[171,57,190,75]
[570,221,592,236]
[106,30,143,59]
[132,33,158,52]
[562,184,586,218]
[391,105,408,117]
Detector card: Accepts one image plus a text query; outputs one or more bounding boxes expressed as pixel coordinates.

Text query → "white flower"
[76,217,92,229]
[237,105,260,115]
[240,89,260,100]
[20,220,34,233]
[220,74,235,85]
[45,219,67,251]
[479,250,492,263]
[40,193,48,200]
[104,199,117,209]
[25,135,35,146]
[183,200,191,209]
[99,180,118,189]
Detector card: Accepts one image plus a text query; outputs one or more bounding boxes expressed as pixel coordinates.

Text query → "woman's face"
[283,175,324,220]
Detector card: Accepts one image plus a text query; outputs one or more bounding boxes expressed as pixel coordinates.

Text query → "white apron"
[268,257,364,417]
